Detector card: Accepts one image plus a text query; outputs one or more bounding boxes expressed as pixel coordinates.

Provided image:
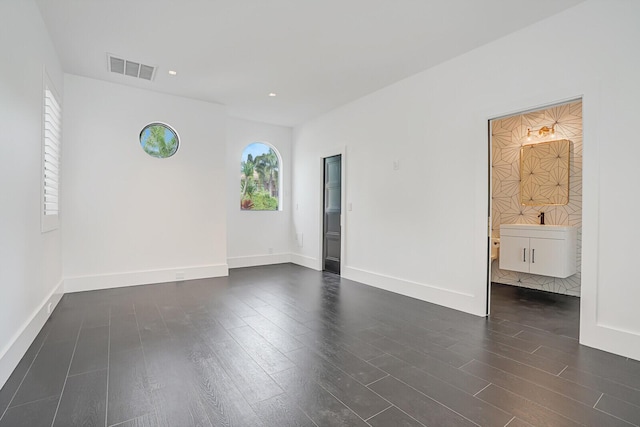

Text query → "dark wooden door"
[323,155,341,274]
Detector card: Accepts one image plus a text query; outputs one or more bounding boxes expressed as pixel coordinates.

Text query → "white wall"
[226,118,292,268]
[291,0,640,359]
[62,75,228,291]
[0,0,64,388]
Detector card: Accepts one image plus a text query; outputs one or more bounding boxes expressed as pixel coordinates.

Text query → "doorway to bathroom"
[487,99,583,338]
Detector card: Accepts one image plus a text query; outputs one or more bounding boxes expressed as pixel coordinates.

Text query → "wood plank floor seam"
[4,394,60,411]
[303,367,380,426]
[66,366,108,379]
[379,404,429,427]
[465,357,604,407]
[473,383,580,426]
[363,404,393,421]
[594,392,604,408]
[106,413,155,427]
[378,370,483,427]
[104,306,111,427]
[458,358,476,370]
[365,374,389,387]
[593,406,640,426]
[560,362,640,393]
[473,383,492,397]
[0,329,51,421]
[49,318,83,426]
[450,340,570,377]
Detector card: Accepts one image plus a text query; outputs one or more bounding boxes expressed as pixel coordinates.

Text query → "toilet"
[490,237,500,261]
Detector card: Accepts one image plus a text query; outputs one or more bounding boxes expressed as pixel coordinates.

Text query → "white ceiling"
[36,0,584,127]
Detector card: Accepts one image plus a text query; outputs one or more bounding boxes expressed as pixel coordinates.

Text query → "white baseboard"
[64,264,229,293]
[290,253,321,270]
[343,266,483,316]
[0,279,64,390]
[228,253,291,269]
[581,322,640,362]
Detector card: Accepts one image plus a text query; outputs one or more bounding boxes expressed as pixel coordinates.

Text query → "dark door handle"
[532,249,535,263]
[523,248,526,262]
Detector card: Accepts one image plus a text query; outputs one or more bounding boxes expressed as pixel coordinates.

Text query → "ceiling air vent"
[139,64,155,80]
[107,54,156,81]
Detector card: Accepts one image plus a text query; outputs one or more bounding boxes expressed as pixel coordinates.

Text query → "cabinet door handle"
[523,248,526,262]
[532,249,535,263]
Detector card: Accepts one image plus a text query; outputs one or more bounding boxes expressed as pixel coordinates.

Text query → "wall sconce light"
[527,124,556,141]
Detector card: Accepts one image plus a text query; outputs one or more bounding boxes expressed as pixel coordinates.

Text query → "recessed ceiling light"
[268,92,277,97]
[168,70,177,76]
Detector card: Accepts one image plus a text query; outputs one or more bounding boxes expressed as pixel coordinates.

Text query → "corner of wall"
[290,253,321,271]
[228,253,291,269]
[0,279,64,389]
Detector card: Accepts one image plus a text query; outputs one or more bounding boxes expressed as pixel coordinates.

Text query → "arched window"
[241,142,281,211]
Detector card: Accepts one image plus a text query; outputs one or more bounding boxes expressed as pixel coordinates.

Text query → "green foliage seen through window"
[241,143,279,210]
[140,123,179,158]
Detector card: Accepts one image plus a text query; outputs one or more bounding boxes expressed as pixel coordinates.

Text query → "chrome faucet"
[538,211,545,225]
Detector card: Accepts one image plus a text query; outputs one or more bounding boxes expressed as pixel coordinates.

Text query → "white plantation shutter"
[42,78,61,231]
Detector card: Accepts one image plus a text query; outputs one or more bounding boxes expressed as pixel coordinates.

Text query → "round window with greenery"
[139,123,179,158]
[241,143,280,211]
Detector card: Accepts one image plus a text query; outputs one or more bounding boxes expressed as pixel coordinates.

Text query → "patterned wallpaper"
[491,100,582,296]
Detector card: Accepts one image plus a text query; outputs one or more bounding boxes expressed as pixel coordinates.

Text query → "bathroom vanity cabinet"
[499,224,577,278]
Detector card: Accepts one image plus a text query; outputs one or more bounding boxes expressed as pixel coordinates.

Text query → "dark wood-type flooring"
[1,264,639,426]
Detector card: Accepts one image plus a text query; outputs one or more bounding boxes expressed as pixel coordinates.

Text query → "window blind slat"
[44,116,61,133]
[44,149,59,159]
[45,91,61,112]
[44,168,59,178]
[45,103,61,119]
[44,173,59,182]
[44,205,58,214]
[44,135,60,144]
[44,142,60,152]
[44,129,60,140]
[44,134,60,145]
[44,162,60,178]
[45,109,61,123]
[45,90,60,106]
[44,146,60,157]
[44,152,59,165]
[44,103,61,118]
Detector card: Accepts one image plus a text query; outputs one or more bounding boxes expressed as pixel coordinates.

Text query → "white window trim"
[41,70,61,233]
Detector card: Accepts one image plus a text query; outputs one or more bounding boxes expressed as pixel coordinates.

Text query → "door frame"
[317,146,347,275]
[486,119,493,315]
[486,97,583,316]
